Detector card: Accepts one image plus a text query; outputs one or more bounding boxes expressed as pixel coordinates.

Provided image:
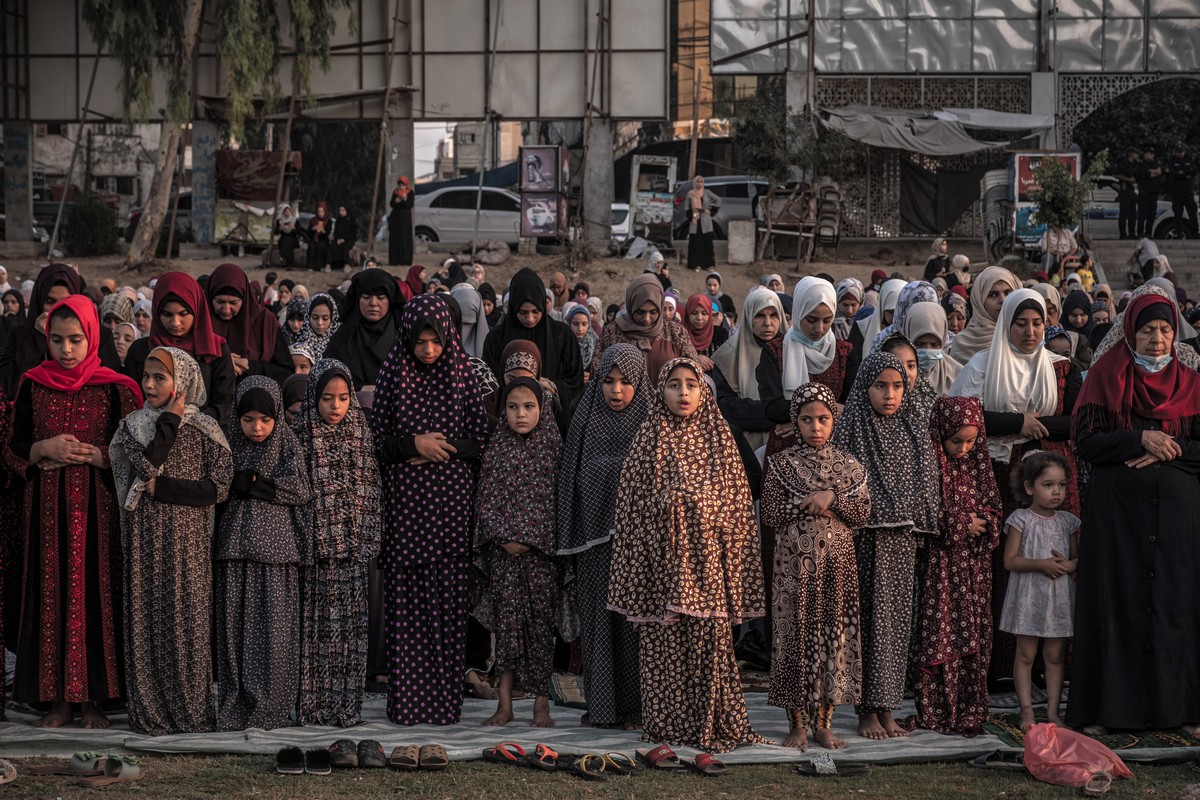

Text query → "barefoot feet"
[1018,706,1037,731]
[1082,723,1109,736]
[879,711,908,737]
[531,696,555,728]
[857,712,888,740]
[33,702,73,729]
[783,727,809,750]
[813,728,847,750]
[80,701,110,730]
[482,703,514,727]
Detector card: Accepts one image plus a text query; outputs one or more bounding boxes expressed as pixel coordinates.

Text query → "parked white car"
[1082,175,1194,240]
[412,187,521,246]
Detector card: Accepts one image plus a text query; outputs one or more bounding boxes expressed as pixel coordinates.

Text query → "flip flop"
[419,744,449,771]
[79,756,144,786]
[520,743,560,771]
[1084,771,1113,797]
[481,742,526,765]
[275,746,305,775]
[328,739,358,769]
[681,753,727,777]
[572,754,608,782]
[305,748,332,776]
[602,752,638,776]
[635,744,685,769]
[389,745,420,772]
[358,740,387,768]
[967,749,1026,772]
[0,760,15,785]
[27,751,105,776]
[795,753,870,777]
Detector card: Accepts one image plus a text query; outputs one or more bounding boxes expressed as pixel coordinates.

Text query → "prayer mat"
[985,712,1200,751]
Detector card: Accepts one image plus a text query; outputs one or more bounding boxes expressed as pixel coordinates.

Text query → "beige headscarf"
[711,286,786,402]
[947,266,1022,364]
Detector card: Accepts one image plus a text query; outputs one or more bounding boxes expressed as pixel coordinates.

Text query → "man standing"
[1111,148,1139,240]
[1137,146,1163,238]
[1164,143,1198,239]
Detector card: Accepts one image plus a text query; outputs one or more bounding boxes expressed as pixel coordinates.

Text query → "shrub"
[63,193,119,256]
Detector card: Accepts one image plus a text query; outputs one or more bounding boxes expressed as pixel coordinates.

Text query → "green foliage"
[82,0,187,121]
[732,87,794,188]
[1028,150,1109,231]
[290,122,379,226]
[1073,79,1200,163]
[63,194,119,257]
[216,0,282,132]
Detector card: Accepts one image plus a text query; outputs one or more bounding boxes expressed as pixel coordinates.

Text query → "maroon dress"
[6,380,139,703]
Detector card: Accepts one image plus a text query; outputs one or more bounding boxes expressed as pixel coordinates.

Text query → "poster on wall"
[521,193,562,237]
[520,147,561,193]
[629,155,678,238]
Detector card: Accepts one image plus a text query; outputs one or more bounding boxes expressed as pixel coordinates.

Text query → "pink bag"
[1023,723,1133,789]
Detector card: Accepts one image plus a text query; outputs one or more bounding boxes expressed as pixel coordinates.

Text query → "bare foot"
[622,721,641,731]
[531,696,555,728]
[1046,711,1064,728]
[1018,707,1036,732]
[813,728,847,750]
[879,711,908,738]
[482,704,514,727]
[80,702,110,730]
[1082,724,1108,736]
[857,712,887,740]
[33,702,73,729]
[1183,723,1200,738]
[782,727,809,750]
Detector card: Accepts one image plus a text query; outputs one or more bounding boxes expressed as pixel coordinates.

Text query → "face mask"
[916,347,944,373]
[1133,352,1173,373]
[797,330,830,348]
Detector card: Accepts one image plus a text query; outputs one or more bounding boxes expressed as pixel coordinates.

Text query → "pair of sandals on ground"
[24,751,142,786]
[275,741,448,774]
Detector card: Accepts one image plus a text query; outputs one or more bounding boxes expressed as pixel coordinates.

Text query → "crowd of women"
[0,248,1196,755]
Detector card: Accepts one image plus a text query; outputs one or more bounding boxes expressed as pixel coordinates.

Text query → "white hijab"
[711,286,786,401]
[857,278,904,358]
[902,302,962,395]
[782,276,837,396]
[949,288,1064,461]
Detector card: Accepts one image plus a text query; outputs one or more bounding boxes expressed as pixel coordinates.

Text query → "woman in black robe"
[329,204,358,272]
[307,202,332,271]
[323,268,404,394]
[481,268,583,430]
[1070,292,1200,733]
[388,177,415,267]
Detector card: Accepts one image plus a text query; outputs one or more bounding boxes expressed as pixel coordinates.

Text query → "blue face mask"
[798,331,828,348]
[916,347,944,373]
[1133,352,1173,373]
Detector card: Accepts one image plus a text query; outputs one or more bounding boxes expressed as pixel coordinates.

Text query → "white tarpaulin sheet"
[819,105,1052,157]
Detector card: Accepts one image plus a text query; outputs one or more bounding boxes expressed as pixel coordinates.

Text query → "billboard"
[1012,151,1081,246]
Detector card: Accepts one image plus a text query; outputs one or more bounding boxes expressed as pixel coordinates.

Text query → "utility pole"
[688,66,702,179]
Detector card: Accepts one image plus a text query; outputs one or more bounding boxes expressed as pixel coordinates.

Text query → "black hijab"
[323,268,403,389]
[479,282,503,326]
[1062,290,1095,338]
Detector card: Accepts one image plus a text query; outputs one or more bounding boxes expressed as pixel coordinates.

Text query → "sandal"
[419,744,449,771]
[635,744,685,770]
[27,751,106,777]
[521,743,560,771]
[1084,771,1113,797]
[968,749,1026,772]
[681,753,727,777]
[389,745,420,772]
[0,760,15,786]
[602,752,637,776]
[275,746,305,775]
[795,753,870,777]
[572,754,608,782]
[79,755,144,786]
[329,739,358,769]
[305,748,332,775]
[481,742,526,765]
[358,740,387,768]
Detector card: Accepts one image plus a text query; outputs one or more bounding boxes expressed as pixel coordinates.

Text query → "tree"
[1028,151,1109,231]
[1072,79,1200,164]
[82,0,354,269]
[733,84,800,260]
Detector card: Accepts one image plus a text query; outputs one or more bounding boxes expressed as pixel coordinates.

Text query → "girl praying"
[1001,451,1078,731]
[111,346,232,735]
[831,351,940,741]
[214,376,313,731]
[475,377,562,728]
[761,382,870,751]
[914,396,1002,735]
[608,357,767,752]
[6,296,142,729]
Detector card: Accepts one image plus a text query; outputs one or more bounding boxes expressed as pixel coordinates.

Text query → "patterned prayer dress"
[608,357,768,752]
[372,295,488,725]
[214,376,313,731]
[292,359,381,727]
[914,396,1002,734]
[556,344,651,726]
[7,380,139,705]
[761,383,870,719]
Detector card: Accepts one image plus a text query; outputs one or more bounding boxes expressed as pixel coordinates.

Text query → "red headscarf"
[206,262,279,362]
[683,292,714,351]
[930,395,1000,523]
[1074,293,1200,436]
[23,295,143,400]
[150,271,225,361]
[404,265,425,297]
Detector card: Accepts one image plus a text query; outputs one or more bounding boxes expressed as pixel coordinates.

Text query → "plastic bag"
[1023,723,1133,788]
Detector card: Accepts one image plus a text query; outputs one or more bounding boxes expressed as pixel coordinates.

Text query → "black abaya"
[388,191,415,267]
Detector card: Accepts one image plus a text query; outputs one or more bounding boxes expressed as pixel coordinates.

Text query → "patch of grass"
[6,755,1200,800]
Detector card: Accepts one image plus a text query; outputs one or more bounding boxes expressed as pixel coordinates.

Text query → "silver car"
[412,187,521,245]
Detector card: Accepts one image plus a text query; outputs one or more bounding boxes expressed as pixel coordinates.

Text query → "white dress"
[999,508,1079,638]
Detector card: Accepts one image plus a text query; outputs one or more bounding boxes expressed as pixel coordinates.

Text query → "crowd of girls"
[1,252,1197,757]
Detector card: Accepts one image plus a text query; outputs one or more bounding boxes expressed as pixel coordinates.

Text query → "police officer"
[1137,146,1163,238]
[1112,148,1140,240]
[1164,143,1198,238]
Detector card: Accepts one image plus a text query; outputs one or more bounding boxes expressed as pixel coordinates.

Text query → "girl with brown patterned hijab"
[608,357,767,752]
[761,382,871,751]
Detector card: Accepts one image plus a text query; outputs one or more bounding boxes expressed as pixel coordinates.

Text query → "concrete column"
[387,93,415,192]
[3,122,34,247]
[1030,72,1059,149]
[583,116,613,244]
[190,120,219,244]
